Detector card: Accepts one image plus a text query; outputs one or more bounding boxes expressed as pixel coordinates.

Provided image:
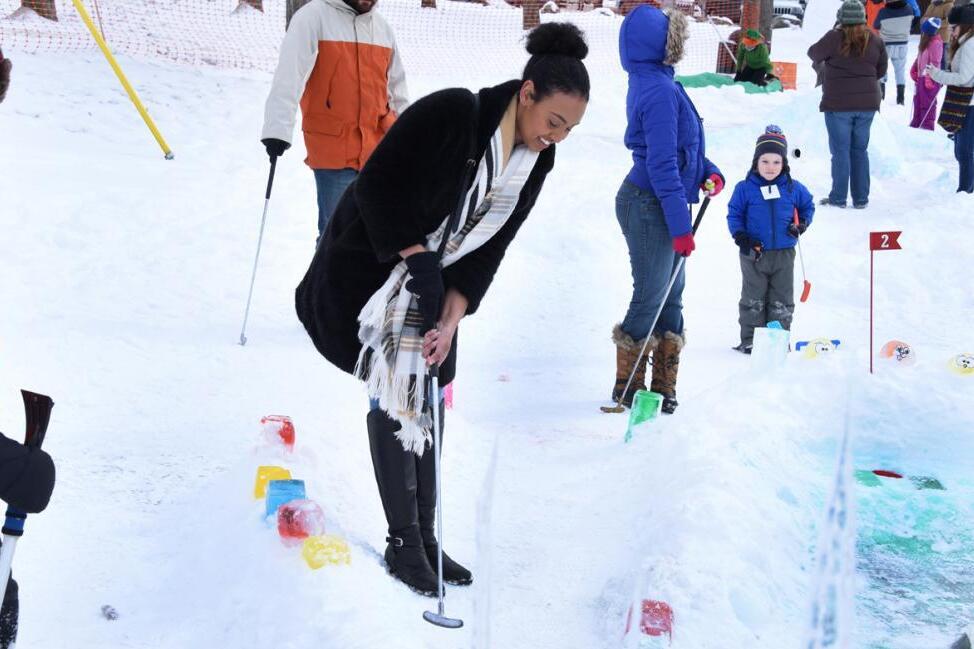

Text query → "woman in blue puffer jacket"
[727,126,815,353]
[611,5,724,414]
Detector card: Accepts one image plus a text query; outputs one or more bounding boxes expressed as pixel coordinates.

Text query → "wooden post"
[286,0,312,28]
[523,0,541,29]
[421,0,436,7]
[759,0,773,46]
[21,0,57,20]
[741,0,760,32]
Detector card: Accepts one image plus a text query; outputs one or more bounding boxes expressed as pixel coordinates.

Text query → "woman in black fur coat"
[295,23,590,595]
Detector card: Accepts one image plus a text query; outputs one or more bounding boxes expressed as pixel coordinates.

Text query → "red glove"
[701,173,724,197]
[672,233,695,257]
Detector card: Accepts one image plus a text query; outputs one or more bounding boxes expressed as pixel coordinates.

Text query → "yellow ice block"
[253,465,291,499]
[302,534,351,569]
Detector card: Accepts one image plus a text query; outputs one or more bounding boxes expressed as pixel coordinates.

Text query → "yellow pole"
[71,0,174,159]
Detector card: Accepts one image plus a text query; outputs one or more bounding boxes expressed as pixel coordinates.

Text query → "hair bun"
[525,22,588,60]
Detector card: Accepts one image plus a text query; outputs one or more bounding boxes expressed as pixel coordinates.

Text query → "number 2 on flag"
[869,231,902,251]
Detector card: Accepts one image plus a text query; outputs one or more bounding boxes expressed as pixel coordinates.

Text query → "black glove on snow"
[733,231,763,260]
[404,251,444,332]
[787,220,808,238]
[261,138,290,160]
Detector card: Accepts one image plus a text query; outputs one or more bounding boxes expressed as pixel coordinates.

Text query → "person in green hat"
[734,29,775,86]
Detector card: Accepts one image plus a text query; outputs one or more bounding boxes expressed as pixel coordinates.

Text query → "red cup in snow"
[260,415,295,450]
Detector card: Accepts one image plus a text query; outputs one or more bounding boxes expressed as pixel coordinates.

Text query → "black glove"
[404,251,444,332]
[261,138,290,160]
[787,220,808,238]
[733,231,763,260]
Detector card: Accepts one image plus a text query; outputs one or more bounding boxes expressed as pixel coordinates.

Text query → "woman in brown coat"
[808,0,889,208]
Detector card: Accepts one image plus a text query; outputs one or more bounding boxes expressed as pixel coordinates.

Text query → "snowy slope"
[1,3,973,648]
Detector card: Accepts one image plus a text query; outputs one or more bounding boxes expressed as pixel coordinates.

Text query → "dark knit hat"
[949,3,974,24]
[838,0,867,25]
[754,124,788,160]
[921,16,942,34]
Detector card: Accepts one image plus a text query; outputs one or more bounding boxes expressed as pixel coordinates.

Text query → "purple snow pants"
[911,81,941,131]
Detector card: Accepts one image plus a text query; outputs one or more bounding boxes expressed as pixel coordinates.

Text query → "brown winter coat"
[808,29,889,112]
[924,0,954,42]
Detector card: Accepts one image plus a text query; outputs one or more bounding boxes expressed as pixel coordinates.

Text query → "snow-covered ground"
[1,0,972,647]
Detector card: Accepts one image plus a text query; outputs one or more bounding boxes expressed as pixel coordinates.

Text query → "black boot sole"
[386,565,438,598]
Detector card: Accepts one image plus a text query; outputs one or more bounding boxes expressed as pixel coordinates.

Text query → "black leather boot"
[417,399,473,586]
[367,410,438,597]
[896,84,905,105]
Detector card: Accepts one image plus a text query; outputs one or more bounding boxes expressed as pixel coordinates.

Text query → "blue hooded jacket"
[726,171,815,251]
[620,5,722,237]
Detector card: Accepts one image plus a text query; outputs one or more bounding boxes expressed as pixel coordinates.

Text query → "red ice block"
[625,599,674,643]
[277,499,326,546]
[261,415,295,450]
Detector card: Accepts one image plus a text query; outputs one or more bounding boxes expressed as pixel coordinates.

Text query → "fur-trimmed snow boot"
[612,324,656,408]
[651,331,686,414]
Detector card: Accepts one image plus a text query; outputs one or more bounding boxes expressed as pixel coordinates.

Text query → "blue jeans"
[955,106,974,193]
[824,111,875,206]
[313,168,357,241]
[882,43,908,86]
[615,181,686,341]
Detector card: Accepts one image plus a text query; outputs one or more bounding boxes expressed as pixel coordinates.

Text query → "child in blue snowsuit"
[727,125,815,353]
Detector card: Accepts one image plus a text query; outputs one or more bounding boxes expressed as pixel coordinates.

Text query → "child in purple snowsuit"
[911,17,945,129]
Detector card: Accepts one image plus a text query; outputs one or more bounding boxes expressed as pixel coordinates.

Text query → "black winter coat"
[295,79,556,385]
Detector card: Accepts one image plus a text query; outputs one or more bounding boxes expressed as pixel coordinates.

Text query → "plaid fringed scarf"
[354,126,539,455]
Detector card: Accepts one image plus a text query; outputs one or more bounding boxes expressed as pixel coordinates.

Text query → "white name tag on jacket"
[762,184,781,200]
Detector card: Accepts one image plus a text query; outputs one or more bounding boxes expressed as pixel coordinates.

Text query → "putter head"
[423,610,463,629]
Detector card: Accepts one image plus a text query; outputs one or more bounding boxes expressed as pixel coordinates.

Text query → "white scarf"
[354,125,539,454]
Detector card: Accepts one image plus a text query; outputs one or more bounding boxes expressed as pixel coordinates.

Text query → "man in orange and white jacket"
[261,0,409,242]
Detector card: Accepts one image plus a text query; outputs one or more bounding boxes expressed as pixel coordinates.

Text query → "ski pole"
[602,197,710,414]
[422,363,463,630]
[238,156,278,346]
[0,391,54,610]
[794,210,811,303]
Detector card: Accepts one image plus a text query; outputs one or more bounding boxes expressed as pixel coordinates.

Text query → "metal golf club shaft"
[423,366,463,629]
[239,156,277,346]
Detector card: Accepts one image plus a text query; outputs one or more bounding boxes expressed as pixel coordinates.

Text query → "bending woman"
[295,23,589,596]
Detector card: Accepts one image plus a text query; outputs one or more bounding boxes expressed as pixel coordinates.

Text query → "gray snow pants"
[738,248,796,345]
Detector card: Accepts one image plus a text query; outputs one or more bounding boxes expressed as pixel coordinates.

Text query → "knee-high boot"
[416,399,472,585]
[367,409,438,596]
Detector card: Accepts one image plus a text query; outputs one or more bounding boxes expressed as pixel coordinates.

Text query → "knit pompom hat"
[837,0,867,25]
[921,16,942,35]
[754,124,788,160]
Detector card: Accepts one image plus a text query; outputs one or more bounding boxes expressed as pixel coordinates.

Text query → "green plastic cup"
[625,390,663,442]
